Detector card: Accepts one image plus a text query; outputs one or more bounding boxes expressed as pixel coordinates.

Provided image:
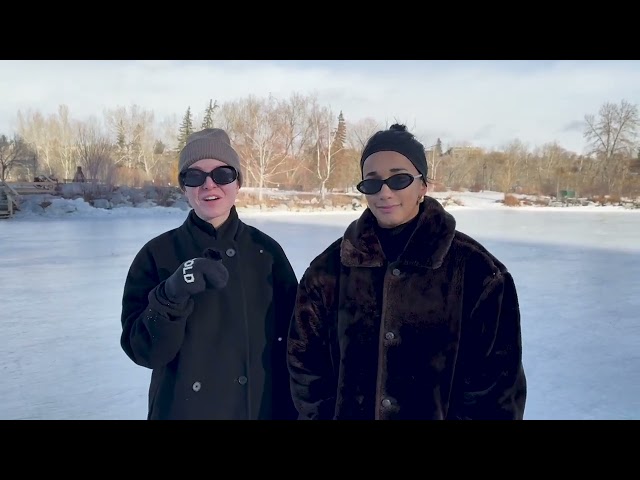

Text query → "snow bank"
[6,184,640,220]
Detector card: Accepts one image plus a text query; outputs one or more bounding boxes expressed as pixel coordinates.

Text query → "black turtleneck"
[374,211,421,263]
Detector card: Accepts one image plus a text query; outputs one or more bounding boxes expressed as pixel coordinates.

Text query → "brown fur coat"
[287,196,527,420]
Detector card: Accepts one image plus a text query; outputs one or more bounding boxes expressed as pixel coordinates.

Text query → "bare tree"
[76,121,115,183]
[307,101,343,200]
[217,100,243,137]
[337,117,382,189]
[53,105,78,181]
[424,143,445,185]
[498,139,529,192]
[347,117,380,151]
[278,93,314,186]
[153,114,180,184]
[234,95,292,201]
[532,142,573,195]
[104,104,156,176]
[156,114,179,152]
[16,109,58,177]
[584,99,640,193]
[440,147,485,190]
[0,134,31,181]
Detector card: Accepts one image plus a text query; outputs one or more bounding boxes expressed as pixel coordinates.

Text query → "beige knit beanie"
[178,128,242,186]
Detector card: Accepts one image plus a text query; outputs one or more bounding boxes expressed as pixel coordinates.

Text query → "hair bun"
[389,123,407,132]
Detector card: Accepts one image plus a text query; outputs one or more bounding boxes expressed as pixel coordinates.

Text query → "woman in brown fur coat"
[287,124,527,420]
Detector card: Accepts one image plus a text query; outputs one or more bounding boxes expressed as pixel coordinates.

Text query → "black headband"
[360,137,428,181]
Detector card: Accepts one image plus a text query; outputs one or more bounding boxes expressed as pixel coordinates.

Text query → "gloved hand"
[163,248,229,304]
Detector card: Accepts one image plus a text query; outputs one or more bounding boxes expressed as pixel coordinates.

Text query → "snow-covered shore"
[5,183,640,220]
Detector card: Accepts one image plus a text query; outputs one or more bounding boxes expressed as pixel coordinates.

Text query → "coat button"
[392,268,400,276]
[192,381,201,392]
[226,248,236,257]
[381,398,392,408]
[385,331,395,340]
[237,376,248,385]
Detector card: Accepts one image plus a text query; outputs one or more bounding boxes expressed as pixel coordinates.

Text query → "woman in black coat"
[120,128,298,420]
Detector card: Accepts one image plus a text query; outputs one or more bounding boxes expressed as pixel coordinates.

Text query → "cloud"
[1,60,639,154]
[472,123,496,141]
[561,120,586,133]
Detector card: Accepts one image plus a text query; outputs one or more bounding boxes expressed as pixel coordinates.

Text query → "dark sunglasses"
[356,173,422,195]
[180,166,238,187]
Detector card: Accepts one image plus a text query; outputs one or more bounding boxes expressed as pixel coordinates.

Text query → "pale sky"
[2,60,639,154]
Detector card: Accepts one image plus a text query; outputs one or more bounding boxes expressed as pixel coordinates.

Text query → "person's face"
[182,158,240,228]
[360,151,427,229]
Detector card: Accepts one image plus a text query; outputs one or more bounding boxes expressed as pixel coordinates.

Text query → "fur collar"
[340,196,456,269]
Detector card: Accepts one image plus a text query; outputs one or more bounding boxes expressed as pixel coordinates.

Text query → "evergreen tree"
[114,119,130,167]
[131,124,143,153]
[332,111,347,152]
[631,149,640,174]
[116,120,127,151]
[327,111,356,190]
[201,99,219,129]
[177,107,194,151]
[154,140,165,155]
[435,138,443,157]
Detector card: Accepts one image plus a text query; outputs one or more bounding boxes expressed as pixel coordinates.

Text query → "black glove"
[163,248,229,304]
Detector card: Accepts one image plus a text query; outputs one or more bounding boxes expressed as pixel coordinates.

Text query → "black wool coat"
[121,207,298,420]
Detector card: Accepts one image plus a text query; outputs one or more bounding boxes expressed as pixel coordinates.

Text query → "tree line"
[1,93,639,198]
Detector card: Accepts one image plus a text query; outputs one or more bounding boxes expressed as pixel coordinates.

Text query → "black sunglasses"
[356,173,422,195]
[180,166,238,187]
